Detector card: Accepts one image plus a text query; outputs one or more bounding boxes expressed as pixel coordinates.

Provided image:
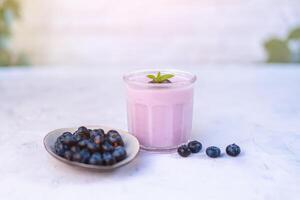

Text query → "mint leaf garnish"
[147,71,174,83]
[147,75,156,79]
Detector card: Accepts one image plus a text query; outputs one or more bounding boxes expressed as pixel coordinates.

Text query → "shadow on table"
[47,150,150,180]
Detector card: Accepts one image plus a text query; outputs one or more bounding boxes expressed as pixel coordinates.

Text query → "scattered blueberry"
[102,152,116,165]
[188,140,202,153]
[206,146,221,158]
[112,146,127,161]
[177,145,191,157]
[226,144,241,157]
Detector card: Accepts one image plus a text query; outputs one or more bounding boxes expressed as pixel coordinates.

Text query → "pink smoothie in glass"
[124,70,196,151]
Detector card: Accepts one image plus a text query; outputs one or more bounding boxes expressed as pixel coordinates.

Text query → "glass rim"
[123,69,197,88]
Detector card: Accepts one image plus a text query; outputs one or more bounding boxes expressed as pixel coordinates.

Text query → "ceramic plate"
[43,126,140,170]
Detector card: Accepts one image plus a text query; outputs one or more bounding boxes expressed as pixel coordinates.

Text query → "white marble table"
[0,65,299,200]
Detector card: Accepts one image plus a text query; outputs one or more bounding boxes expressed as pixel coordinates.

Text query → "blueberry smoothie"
[124,70,196,151]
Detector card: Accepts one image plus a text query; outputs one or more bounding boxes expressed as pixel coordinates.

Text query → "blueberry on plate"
[55,140,69,149]
[73,133,82,142]
[79,149,91,163]
[102,152,116,166]
[70,145,80,153]
[188,140,202,153]
[57,135,66,143]
[87,141,99,153]
[96,128,105,135]
[54,141,65,156]
[107,130,124,147]
[78,139,89,149]
[226,143,241,157]
[77,126,88,133]
[206,146,221,158]
[89,130,99,139]
[89,129,105,139]
[62,132,73,137]
[72,152,82,162]
[88,152,103,165]
[177,144,191,157]
[54,140,62,149]
[62,135,77,146]
[112,146,127,162]
[93,134,105,145]
[101,141,114,152]
[75,126,90,139]
[64,150,73,160]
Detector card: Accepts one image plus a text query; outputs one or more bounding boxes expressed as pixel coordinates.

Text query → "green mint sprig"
[147,71,174,83]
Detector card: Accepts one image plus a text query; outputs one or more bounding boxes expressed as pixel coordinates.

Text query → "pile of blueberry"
[177,141,241,158]
[54,126,127,166]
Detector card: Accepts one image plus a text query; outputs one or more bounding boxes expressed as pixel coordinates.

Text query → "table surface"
[1,65,300,200]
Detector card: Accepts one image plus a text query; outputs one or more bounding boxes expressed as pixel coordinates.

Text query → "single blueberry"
[177,145,191,157]
[206,146,221,158]
[102,152,116,166]
[54,141,65,156]
[88,152,103,165]
[78,139,89,149]
[54,140,62,149]
[112,146,127,162]
[107,130,124,147]
[77,126,88,133]
[72,152,82,162]
[226,143,241,157]
[188,140,202,153]
[93,134,105,145]
[70,145,80,153]
[89,129,105,139]
[89,130,99,139]
[57,135,65,143]
[79,149,91,163]
[62,135,76,146]
[73,133,82,142]
[62,132,73,137]
[87,142,99,153]
[101,141,114,152]
[95,128,105,135]
[64,150,73,160]
[75,126,90,139]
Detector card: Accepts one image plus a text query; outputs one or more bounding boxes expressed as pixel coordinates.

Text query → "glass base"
[140,144,179,152]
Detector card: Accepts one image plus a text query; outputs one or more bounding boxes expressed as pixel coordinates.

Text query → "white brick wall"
[12,0,300,67]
